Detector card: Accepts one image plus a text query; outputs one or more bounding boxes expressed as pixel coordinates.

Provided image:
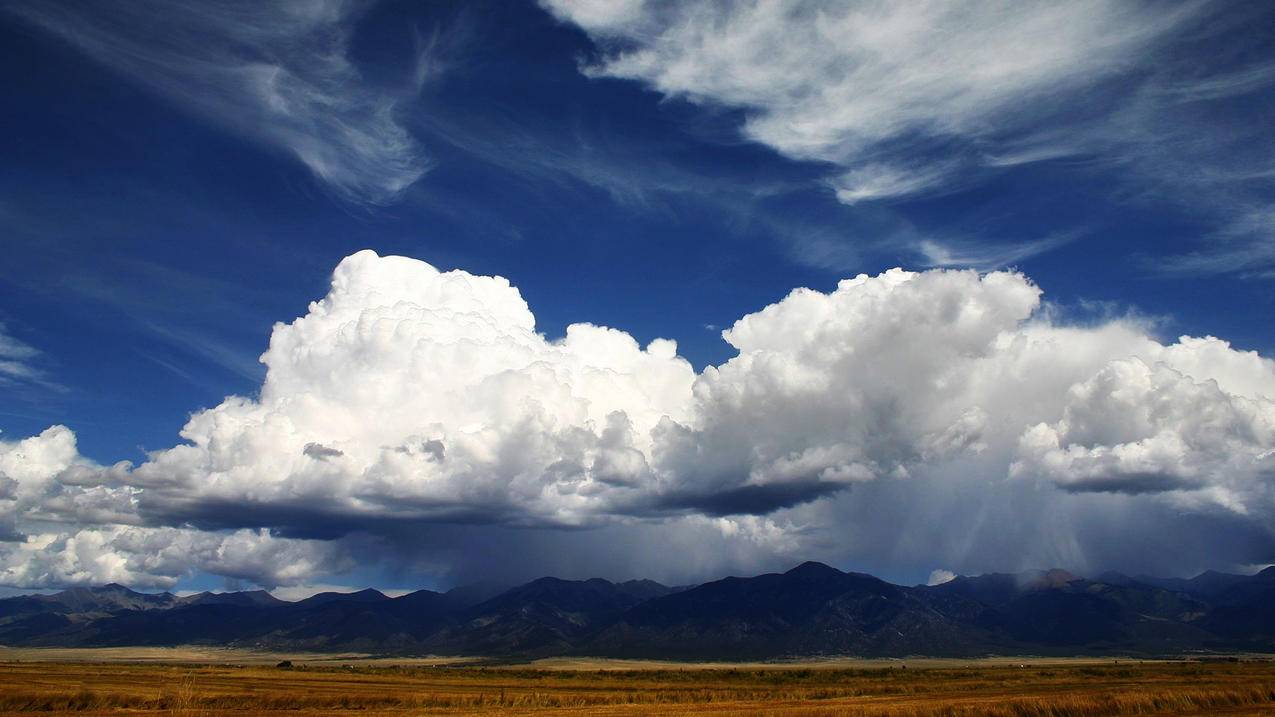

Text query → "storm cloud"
[2,251,1274,589]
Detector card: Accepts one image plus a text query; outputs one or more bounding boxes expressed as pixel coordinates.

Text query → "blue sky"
[2,0,1274,594]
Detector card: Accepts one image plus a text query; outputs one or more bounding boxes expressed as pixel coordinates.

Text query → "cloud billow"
[2,251,1274,588]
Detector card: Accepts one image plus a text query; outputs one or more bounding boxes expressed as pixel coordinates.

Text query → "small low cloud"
[927,569,957,586]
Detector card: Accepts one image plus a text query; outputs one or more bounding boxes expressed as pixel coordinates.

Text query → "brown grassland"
[0,652,1272,716]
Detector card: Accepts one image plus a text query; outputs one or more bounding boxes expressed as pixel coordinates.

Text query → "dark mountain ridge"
[588,562,992,658]
[1,564,1272,658]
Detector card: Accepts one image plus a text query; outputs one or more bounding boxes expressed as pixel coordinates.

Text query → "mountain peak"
[784,561,842,578]
[64,583,136,596]
[296,588,389,606]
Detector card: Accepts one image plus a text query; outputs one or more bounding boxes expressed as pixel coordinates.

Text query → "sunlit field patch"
[1,658,1273,715]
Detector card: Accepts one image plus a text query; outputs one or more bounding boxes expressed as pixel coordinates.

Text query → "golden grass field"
[0,649,1272,716]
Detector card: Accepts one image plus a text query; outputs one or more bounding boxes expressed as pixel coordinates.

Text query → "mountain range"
[2,562,1273,658]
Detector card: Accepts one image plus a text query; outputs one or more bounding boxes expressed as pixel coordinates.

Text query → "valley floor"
[0,653,1273,716]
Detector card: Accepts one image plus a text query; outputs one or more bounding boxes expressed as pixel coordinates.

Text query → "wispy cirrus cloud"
[543,0,1199,203]
[1150,208,1275,278]
[6,0,430,206]
[0,324,61,393]
[544,0,1275,276]
[918,233,1078,271]
[0,325,40,386]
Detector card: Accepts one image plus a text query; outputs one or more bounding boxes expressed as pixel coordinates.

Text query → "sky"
[1,0,1274,597]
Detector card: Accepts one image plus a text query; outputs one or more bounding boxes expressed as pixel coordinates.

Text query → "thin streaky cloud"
[545,0,1204,202]
[828,162,958,205]
[1149,208,1275,278]
[0,325,65,394]
[918,233,1079,271]
[546,0,1275,276]
[1151,60,1275,103]
[5,0,430,207]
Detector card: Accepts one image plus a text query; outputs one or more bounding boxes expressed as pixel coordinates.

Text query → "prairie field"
[0,653,1272,716]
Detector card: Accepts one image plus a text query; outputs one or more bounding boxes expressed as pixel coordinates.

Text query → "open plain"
[0,651,1273,716]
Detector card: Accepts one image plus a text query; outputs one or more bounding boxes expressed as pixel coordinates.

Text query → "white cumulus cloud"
[0,526,348,590]
[4,251,1275,587]
[1013,357,1275,496]
[129,250,697,529]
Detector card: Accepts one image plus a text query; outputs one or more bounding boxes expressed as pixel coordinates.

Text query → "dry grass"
[0,659,1272,715]
[0,646,478,666]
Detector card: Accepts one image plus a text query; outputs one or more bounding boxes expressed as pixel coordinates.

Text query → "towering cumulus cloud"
[3,251,1274,588]
[134,250,697,528]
